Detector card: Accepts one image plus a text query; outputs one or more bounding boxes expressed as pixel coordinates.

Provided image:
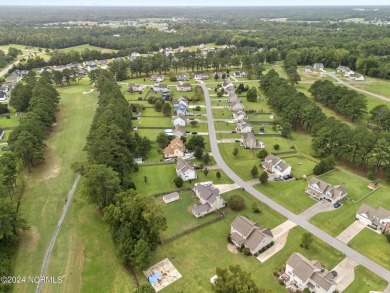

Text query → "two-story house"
[172,113,186,127]
[236,121,252,133]
[163,137,186,159]
[262,154,292,177]
[192,182,225,217]
[176,83,192,92]
[305,177,347,204]
[241,133,265,149]
[176,158,197,181]
[150,74,164,82]
[356,204,390,231]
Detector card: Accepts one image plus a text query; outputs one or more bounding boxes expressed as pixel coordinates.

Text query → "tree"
[233,147,239,157]
[154,100,163,112]
[280,122,292,138]
[203,152,210,165]
[251,165,259,178]
[259,172,268,184]
[174,176,183,187]
[301,232,313,249]
[144,176,148,184]
[251,200,261,214]
[212,265,266,293]
[216,171,221,180]
[156,132,171,149]
[81,164,121,209]
[186,135,206,151]
[246,86,257,102]
[194,147,203,160]
[135,284,155,293]
[0,152,18,196]
[273,144,280,150]
[162,102,172,116]
[228,194,245,211]
[0,197,28,241]
[131,239,152,270]
[257,149,268,160]
[203,168,209,177]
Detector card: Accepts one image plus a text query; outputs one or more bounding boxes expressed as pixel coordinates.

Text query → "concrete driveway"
[332,257,359,292]
[336,220,366,244]
[299,200,334,220]
[215,183,240,194]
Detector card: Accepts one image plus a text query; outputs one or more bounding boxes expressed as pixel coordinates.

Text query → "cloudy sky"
[5,0,390,6]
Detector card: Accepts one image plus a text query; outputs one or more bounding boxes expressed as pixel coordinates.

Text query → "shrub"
[242,247,252,256]
[273,144,280,150]
[174,176,183,187]
[195,105,201,111]
[228,194,245,211]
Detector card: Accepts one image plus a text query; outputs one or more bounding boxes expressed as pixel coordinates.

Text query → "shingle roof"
[192,203,212,215]
[286,253,318,283]
[163,192,180,201]
[231,216,258,238]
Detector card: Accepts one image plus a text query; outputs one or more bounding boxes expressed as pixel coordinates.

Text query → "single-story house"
[313,63,324,70]
[150,74,164,82]
[192,181,225,217]
[163,137,186,158]
[163,192,180,204]
[241,133,265,149]
[0,84,10,93]
[127,84,145,92]
[262,154,291,177]
[176,74,189,81]
[194,73,209,80]
[172,125,187,138]
[176,83,192,92]
[284,253,337,293]
[176,158,197,181]
[356,204,390,231]
[236,121,252,133]
[0,129,5,140]
[233,71,246,78]
[230,216,274,255]
[5,75,20,85]
[305,177,347,204]
[152,84,169,93]
[344,70,355,77]
[305,66,313,73]
[172,113,187,127]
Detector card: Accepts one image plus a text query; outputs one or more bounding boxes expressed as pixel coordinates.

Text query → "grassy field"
[255,180,316,214]
[355,82,390,98]
[349,228,390,270]
[344,265,388,293]
[0,113,20,128]
[283,155,317,178]
[60,44,118,53]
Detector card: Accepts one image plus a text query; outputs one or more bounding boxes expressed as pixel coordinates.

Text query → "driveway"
[336,221,366,244]
[299,200,334,220]
[215,183,241,194]
[257,220,297,263]
[332,257,359,292]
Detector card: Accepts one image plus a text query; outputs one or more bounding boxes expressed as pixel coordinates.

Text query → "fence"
[254,133,282,137]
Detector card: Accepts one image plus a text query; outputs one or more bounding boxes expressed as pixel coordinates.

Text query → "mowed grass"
[60,44,118,53]
[310,169,390,236]
[349,228,390,271]
[0,113,20,128]
[355,81,390,98]
[132,164,232,196]
[255,180,316,214]
[343,265,388,293]
[283,155,317,178]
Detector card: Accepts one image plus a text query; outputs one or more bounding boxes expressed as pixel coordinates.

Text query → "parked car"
[191,132,198,134]
[331,271,338,278]
[231,130,237,133]
[1,146,10,151]
[283,175,293,180]
[333,202,341,208]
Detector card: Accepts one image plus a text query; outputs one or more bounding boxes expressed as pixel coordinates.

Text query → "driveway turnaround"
[200,82,390,288]
[332,257,359,292]
[299,200,334,221]
[336,221,367,244]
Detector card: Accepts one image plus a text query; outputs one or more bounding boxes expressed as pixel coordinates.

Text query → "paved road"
[0,59,22,78]
[35,175,81,293]
[324,72,390,103]
[200,83,390,290]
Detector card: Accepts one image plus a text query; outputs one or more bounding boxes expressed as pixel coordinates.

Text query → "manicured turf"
[355,82,390,98]
[0,113,20,128]
[255,180,316,214]
[138,117,172,128]
[60,44,118,53]
[349,228,390,270]
[343,265,388,293]
[283,155,317,179]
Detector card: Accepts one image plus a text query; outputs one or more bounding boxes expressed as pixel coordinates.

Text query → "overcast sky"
[4,0,390,6]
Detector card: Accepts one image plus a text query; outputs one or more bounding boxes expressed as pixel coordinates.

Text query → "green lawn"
[354,81,390,98]
[215,121,236,131]
[0,113,20,128]
[133,164,232,196]
[283,155,317,179]
[60,44,118,53]
[137,128,167,141]
[344,265,388,293]
[255,180,316,214]
[212,108,232,119]
[138,117,172,128]
[349,228,390,270]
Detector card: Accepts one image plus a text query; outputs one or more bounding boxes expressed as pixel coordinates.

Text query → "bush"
[174,176,183,187]
[227,233,232,243]
[242,247,252,256]
[273,144,280,150]
[194,105,201,111]
[228,194,245,211]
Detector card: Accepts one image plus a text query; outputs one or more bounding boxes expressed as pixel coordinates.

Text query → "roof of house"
[178,83,191,87]
[163,192,180,201]
[305,65,313,69]
[286,253,320,282]
[194,182,220,205]
[173,125,186,133]
[357,204,390,222]
[163,137,185,156]
[192,203,212,215]
[308,177,347,199]
[176,158,195,174]
[263,154,291,173]
[310,272,336,291]
[231,216,259,238]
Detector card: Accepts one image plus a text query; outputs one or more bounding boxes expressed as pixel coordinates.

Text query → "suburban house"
[127,84,145,92]
[233,71,246,78]
[0,84,10,93]
[163,137,186,158]
[233,110,247,123]
[176,73,189,81]
[150,74,164,82]
[230,101,245,112]
[336,65,351,73]
[5,75,20,85]
[130,52,141,60]
[152,84,169,93]
[228,93,239,105]
[305,66,313,73]
[174,103,188,116]
[194,73,209,80]
[313,63,324,70]
[176,83,192,92]
[236,121,252,133]
[356,204,390,231]
[230,216,274,254]
[172,96,189,108]
[0,129,5,140]
[176,158,197,181]
[349,73,365,81]
[241,133,265,149]
[344,70,355,77]
[172,125,187,138]
[284,253,337,293]
[222,80,234,91]
[305,177,347,204]
[192,182,226,217]
[163,192,180,204]
[0,91,8,101]
[172,114,187,127]
[262,154,292,177]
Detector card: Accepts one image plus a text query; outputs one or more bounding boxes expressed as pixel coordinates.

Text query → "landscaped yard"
[343,265,388,293]
[0,113,20,128]
[137,117,172,128]
[60,44,118,53]
[282,155,317,179]
[349,228,390,270]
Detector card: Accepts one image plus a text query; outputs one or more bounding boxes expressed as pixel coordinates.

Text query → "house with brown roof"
[284,253,337,293]
[262,154,291,177]
[163,137,186,158]
[241,133,265,149]
[305,177,347,204]
[230,216,274,255]
[192,181,225,217]
[356,204,390,231]
[176,83,192,92]
[176,158,197,181]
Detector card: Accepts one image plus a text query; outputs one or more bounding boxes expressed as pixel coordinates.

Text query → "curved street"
[200,82,390,291]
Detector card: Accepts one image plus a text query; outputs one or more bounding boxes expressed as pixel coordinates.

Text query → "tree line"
[74,70,166,272]
[260,69,390,180]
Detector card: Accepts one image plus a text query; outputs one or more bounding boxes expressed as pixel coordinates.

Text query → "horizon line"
[0,4,389,7]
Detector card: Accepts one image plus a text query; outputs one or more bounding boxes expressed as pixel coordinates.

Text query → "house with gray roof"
[172,113,186,127]
[241,133,265,149]
[222,80,234,91]
[230,101,245,112]
[176,158,197,181]
[127,84,145,92]
[262,154,291,177]
[233,71,246,78]
[356,204,390,231]
[163,192,180,204]
[150,74,164,82]
[176,83,192,92]
[313,63,324,70]
[152,83,169,93]
[305,65,313,73]
[284,253,337,293]
[176,73,189,81]
[305,177,347,204]
[172,125,187,138]
[230,216,274,255]
[236,121,252,133]
[232,110,247,123]
[194,73,209,80]
[192,182,225,218]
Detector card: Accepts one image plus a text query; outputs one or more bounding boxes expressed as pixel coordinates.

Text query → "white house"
[356,204,390,231]
[233,71,246,78]
[236,121,252,133]
[241,133,265,149]
[313,63,324,70]
[150,74,164,82]
[176,83,192,92]
[152,84,169,93]
[127,84,145,92]
[305,66,313,73]
[284,253,337,293]
[163,192,180,204]
[305,177,347,204]
[194,73,209,80]
[262,154,292,177]
[192,182,226,217]
[172,114,186,127]
[230,216,274,255]
[0,91,8,101]
[176,158,197,181]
